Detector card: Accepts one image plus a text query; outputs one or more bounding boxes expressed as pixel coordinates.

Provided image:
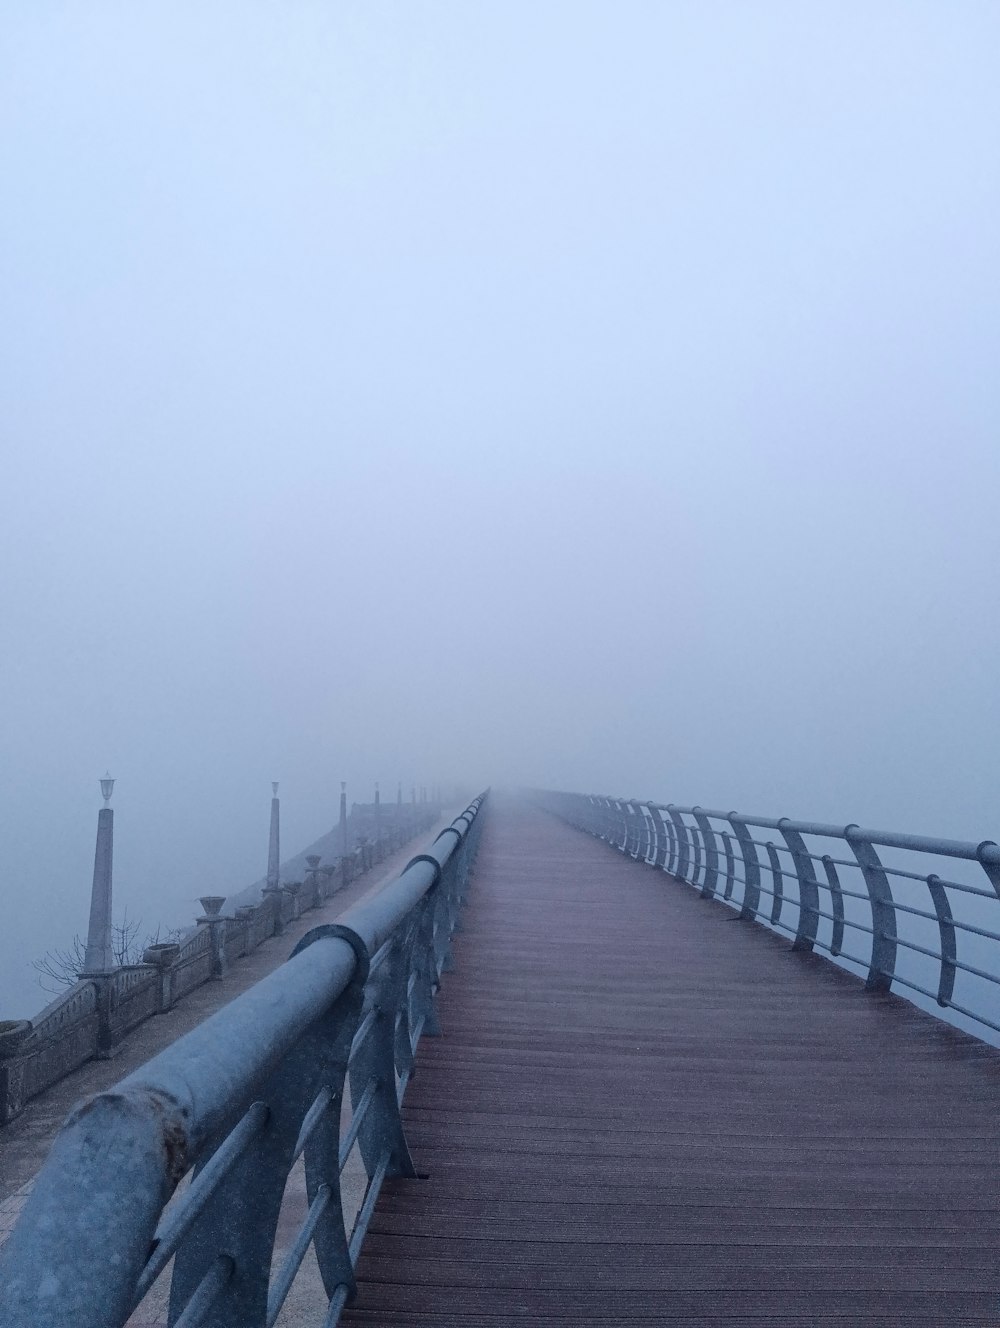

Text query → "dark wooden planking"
[341,800,1000,1326]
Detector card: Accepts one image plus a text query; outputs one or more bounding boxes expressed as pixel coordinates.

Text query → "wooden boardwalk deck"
[342,800,1000,1325]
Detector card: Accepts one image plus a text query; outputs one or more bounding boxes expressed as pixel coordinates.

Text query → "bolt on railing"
[536,790,1000,1040]
[0,794,488,1328]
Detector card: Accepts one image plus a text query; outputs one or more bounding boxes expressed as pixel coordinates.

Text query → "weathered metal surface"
[0,796,487,1328]
[0,817,438,1131]
[342,800,1000,1326]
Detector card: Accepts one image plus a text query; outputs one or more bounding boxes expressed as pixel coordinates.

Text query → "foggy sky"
[2,3,999,1017]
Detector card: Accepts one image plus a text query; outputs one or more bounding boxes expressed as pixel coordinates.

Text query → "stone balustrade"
[0,816,433,1127]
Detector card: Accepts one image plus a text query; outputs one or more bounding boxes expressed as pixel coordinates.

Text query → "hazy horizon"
[2,2,998,1018]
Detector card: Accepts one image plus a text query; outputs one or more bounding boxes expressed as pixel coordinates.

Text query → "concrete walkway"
[0,819,450,1216]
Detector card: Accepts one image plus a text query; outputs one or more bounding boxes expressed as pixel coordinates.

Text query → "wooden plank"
[341,801,1000,1326]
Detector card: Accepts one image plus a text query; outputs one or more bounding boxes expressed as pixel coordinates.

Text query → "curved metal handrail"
[0,794,489,1328]
[536,790,1000,1039]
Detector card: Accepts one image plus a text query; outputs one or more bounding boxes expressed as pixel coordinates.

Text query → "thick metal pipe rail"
[535,789,1000,1040]
[0,794,488,1328]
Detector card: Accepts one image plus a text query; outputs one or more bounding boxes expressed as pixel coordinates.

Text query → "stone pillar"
[266,782,280,891]
[81,777,116,975]
[305,855,322,907]
[142,943,181,1012]
[283,881,303,920]
[0,1021,33,1126]
[358,835,372,873]
[264,781,284,934]
[198,896,228,979]
[339,781,348,859]
[234,906,257,957]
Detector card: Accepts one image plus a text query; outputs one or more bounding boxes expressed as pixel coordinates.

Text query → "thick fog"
[2,3,998,1018]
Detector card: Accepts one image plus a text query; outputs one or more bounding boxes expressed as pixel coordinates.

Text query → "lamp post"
[339,781,348,859]
[81,775,115,974]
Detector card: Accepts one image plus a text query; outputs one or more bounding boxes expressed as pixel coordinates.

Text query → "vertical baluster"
[628,800,645,859]
[925,874,957,1008]
[778,822,820,953]
[169,935,368,1328]
[637,804,653,863]
[647,804,669,870]
[666,807,690,882]
[764,842,784,926]
[664,810,679,875]
[975,840,1000,899]
[348,929,418,1181]
[688,816,703,889]
[615,799,629,853]
[844,827,897,992]
[728,816,761,921]
[691,809,720,898]
[602,797,616,844]
[821,856,845,957]
[720,831,736,900]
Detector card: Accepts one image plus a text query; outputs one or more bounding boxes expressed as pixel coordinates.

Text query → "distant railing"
[0,815,436,1126]
[537,791,1000,1039]
[0,794,487,1328]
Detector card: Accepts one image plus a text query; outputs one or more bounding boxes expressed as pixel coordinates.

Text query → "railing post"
[778,822,820,952]
[348,926,418,1185]
[408,876,445,1038]
[688,815,703,887]
[635,802,652,862]
[975,841,1000,898]
[168,933,368,1328]
[0,1021,33,1126]
[285,882,304,921]
[647,803,668,869]
[588,796,601,837]
[764,842,784,925]
[666,806,690,881]
[601,798,616,846]
[925,873,957,1007]
[727,816,761,921]
[142,943,180,1011]
[844,826,897,992]
[720,830,736,900]
[613,799,629,852]
[198,897,229,979]
[624,800,642,858]
[263,884,285,937]
[663,809,678,874]
[691,809,719,898]
[820,857,845,957]
[91,974,117,1059]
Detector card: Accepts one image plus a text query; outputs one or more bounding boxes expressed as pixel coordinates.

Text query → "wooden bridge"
[346,801,1000,1325]
[2,792,999,1327]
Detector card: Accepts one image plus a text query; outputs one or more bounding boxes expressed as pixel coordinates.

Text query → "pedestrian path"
[342,800,1000,1325]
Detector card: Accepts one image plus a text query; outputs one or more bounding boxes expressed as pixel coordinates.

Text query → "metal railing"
[536,790,1000,1040]
[0,794,488,1328]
